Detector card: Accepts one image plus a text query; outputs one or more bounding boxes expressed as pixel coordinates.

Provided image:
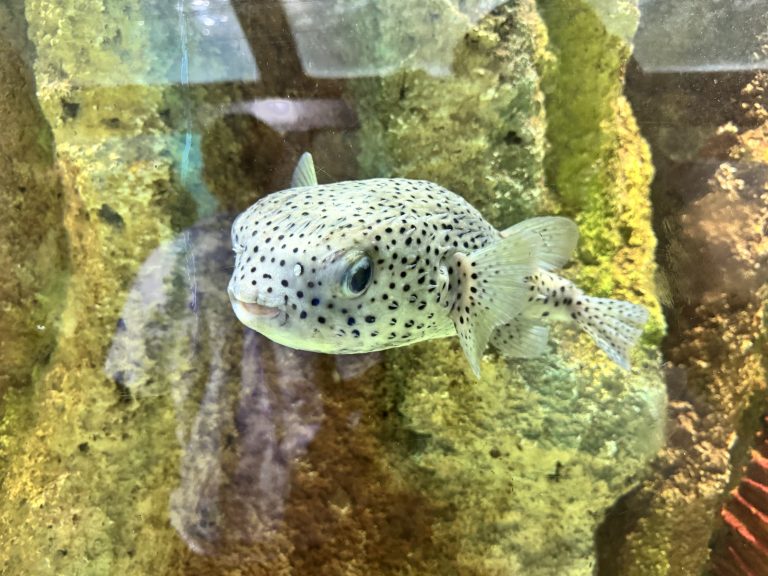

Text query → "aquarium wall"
[0,0,766,575]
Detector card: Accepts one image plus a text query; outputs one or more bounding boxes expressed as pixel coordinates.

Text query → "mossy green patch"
[351,1,666,573]
[354,1,553,227]
[537,0,664,345]
[0,0,195,573]
[0,4,69,396]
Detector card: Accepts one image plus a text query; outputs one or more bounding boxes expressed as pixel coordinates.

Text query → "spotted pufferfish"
[228,153,649,377]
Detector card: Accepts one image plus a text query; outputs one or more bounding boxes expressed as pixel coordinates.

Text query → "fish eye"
[342,254,373,297]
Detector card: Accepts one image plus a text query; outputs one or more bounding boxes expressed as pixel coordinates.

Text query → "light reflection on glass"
[228,98,357,132]
[634,0,768,72]
[104,217,381,554]
[281,0,507,77]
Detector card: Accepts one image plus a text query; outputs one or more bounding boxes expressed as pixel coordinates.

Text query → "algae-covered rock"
[1,0,668,574]
[604,67,768,575]
[352,0,666,573]
[0,0,196,573]
[0,0,68,395]
[538,0,662,338]
[354,1,552,226]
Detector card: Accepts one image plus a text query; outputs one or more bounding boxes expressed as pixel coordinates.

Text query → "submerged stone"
[0,0,670,574]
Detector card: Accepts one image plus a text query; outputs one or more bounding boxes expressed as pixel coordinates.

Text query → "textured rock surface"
[0,0,193,573]
[600,54,768,576]
[352,0,665,573]
[354,1,551,227]
[538,0,662,339]
[0,0,667,575]
[0,0,68,395]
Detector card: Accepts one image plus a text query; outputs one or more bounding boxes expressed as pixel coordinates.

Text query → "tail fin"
[573,296,649,369]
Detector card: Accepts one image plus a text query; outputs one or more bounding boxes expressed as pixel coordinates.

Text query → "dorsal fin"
[291,152,318,188]
[500,217,578,271]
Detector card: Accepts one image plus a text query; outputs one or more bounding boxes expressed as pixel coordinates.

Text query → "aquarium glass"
[0,0,766,574]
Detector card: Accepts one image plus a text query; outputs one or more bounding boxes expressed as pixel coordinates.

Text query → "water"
[0,1,766,575]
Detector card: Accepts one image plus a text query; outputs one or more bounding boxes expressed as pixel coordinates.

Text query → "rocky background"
[0,0,765,575]
[596,2,768,572]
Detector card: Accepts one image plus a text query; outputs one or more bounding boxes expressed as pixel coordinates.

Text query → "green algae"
[354,1,553,227]
[0,0,197,573]
[351,0,666,573]
[385,337,664,575]
[537,0,664,344]
[198,113,287,214]
[0,0,68,396]
[1,0,669,574]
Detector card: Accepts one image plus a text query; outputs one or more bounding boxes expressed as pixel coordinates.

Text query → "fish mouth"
[237,300,281,318]
[229,290,281,320]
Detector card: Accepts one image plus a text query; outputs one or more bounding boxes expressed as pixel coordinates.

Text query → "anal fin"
[491,316,550,358]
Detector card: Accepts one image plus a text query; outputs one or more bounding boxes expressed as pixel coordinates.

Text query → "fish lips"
[229,291,282,325]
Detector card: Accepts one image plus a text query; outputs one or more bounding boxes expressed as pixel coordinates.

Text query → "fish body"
[228,153,648,377]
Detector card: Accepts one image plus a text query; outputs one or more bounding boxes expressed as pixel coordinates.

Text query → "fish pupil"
[345,256,373,295]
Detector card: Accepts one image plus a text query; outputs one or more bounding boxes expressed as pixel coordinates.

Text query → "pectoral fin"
[449,225,543,378]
